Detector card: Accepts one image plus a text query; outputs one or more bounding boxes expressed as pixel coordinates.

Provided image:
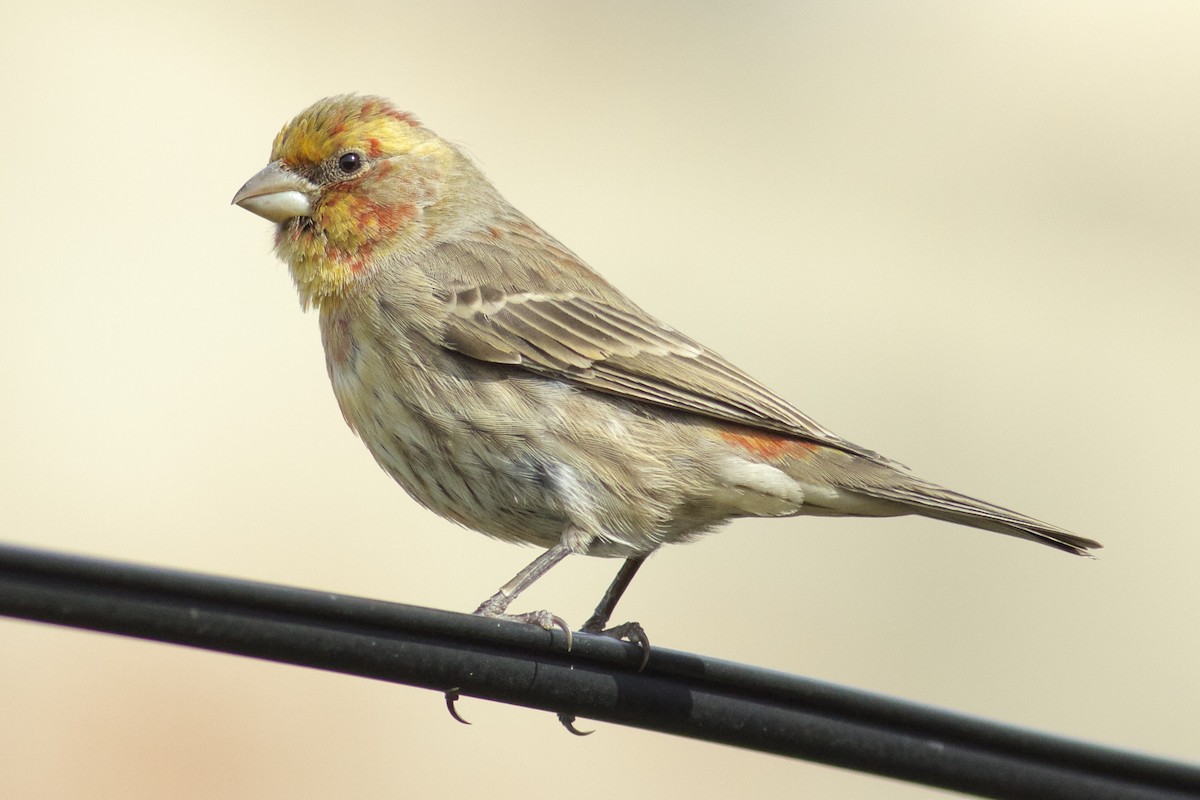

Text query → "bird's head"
[234,94,471,308]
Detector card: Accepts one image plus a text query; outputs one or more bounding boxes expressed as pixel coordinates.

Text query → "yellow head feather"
[271,94,424,166]
[266,95,455,308]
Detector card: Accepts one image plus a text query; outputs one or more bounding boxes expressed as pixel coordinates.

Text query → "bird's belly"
[330,357,580,548]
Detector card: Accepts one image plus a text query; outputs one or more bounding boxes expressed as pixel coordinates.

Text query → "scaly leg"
[582,555,651,669]
[473,542,573,645]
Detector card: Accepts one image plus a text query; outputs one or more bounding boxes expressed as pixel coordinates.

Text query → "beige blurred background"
[1,2,1197,797]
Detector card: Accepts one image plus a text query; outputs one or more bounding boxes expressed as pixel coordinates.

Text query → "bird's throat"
[275,223,368,309]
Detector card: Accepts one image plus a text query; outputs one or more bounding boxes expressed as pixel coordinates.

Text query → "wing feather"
[432,237,892,464]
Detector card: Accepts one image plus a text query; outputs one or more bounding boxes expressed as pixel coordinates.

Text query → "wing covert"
[440,281,893,465]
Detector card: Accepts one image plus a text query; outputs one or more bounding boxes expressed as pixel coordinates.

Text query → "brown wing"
[435,250,893,465]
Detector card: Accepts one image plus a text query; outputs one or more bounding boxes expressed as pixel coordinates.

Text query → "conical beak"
[232,161,316,223]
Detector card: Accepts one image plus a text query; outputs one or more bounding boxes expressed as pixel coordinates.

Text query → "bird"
[233,94,1100,655]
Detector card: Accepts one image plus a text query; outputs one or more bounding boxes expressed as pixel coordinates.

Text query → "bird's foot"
[474,594,573,651]
[581,617,651,671]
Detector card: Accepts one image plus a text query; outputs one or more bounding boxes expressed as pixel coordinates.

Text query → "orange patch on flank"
[720,428,817,460]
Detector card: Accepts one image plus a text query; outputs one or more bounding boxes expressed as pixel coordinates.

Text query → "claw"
[557,713,594,736]
[582,620,651,671]
[444,688,470,725]
[551,614,573,652]
[479,609,574,652]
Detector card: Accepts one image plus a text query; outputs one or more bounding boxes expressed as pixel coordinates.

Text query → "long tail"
[853,480,1102,556]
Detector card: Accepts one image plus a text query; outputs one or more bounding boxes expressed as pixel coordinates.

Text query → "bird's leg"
[449,545,573,727]
[473,542,573,646]
[581,555,651,668]
[582,555,646,631]
[475,542,571,614]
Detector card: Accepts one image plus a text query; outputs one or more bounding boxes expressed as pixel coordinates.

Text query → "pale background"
[1,2,1197,798]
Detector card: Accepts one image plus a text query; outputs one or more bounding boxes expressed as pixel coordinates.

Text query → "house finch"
[233,94,1100,650]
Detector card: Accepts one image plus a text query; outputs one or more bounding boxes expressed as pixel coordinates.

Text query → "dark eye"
[337,152,363,174]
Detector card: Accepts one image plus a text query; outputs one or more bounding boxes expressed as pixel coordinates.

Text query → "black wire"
[1,541,1196,800]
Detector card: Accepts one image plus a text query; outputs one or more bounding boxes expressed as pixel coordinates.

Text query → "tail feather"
[853,481,1102,556]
